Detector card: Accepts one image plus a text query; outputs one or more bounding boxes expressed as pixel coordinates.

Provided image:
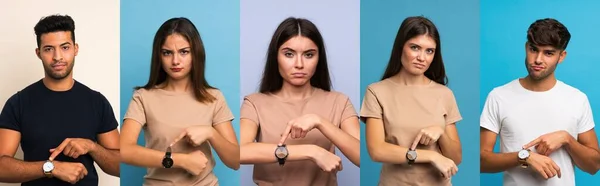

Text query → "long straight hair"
[259,17,331,93]
[381,16,447,85]
[136,17,215,103]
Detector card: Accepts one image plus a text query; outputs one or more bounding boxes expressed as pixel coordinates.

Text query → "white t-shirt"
[480,79,595,186]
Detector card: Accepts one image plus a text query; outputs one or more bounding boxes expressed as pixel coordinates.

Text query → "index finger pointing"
[523,138,541,149]
[170,131,188,147]
[49,139,70,161]
[411,133,423,150]
[278,122,293,146]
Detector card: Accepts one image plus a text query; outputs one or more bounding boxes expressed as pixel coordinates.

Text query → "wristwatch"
[42,160,54,178]
[162,147,174,168]
[518,148,531,168]
[406,148,417,165]
[274,144,289,166]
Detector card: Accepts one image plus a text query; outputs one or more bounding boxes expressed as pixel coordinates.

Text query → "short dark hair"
[34,14,75,47]
[381,16,447,85]
[527,18,571,50]
[136,17,216,103]
[259,17,331,93]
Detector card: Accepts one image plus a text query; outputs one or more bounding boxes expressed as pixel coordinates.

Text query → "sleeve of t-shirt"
[360,86,383,122]
[123,90,147,126]
[480,90,501,134]
[212,90,234,126]
[444,90,463,125]
[240,97,259,126]
[577,95,595,134]
[340,96,358,123]
[97,92,119,134]
[0,93,21,132]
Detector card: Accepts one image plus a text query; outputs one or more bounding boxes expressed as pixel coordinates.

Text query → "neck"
[276,82,314,100]
[162,76,192,92]
[43,74,74,92]
[393,69,430,85]
[520,74,557,92]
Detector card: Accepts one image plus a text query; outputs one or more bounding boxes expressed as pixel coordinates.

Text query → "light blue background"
[120,0,240,185]
[481,0,600,185]
[360,0,480,185]
[240,0,360,185]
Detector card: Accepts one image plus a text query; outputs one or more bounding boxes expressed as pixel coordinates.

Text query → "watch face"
[43,161,54,172]
[407,150,417,160]
[275,146,288,159]
[162,158,173,168]
[518,149,530,159]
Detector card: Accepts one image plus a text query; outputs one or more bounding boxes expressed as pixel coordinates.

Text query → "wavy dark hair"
[259,17,331,93]
[381,16,447,85]
[136,17,215,103]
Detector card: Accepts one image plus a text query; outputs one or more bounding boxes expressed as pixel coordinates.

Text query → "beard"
[43,60,75,80]
[525,58,558,81]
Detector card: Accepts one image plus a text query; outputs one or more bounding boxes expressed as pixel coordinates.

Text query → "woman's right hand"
[429,152,458,179]
[310,147,343,172]
[181,150,208,175]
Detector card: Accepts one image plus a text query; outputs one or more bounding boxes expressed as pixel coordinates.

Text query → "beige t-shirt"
[124,88,234,186]
[360,78,462,186]
[241,88,357,186]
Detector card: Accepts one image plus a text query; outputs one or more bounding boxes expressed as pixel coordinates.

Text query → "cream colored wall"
[0,0,120,185]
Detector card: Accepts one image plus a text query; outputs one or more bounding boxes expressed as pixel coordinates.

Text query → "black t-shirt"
[0,79,118,186]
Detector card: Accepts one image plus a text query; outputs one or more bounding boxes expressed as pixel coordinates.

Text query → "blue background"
[481,0,600,185]
[120,0,240,185]
[360,0,480,185]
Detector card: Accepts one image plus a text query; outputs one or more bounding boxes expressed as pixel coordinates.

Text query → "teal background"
[481,0,600,185]
[119,0,240,185]
[360,0,480,185]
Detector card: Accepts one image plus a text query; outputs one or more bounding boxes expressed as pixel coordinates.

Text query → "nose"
[172,52,181,66]
[416,51,426,62]
[53,49,63,62]
[534,53,543,64]
[294,55,304,69]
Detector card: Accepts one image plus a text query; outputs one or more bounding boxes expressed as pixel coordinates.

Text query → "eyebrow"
[408,42,435,50]
[281,47,317,53]
[161,47,191,52]
[528,44,557,53]
[42,42,72,48]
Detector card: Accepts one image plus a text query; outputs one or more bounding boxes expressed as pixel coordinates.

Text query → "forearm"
[565,136,600,174]
[89,145,120,177]
[367,142,437,164]
[0,155,45,183]
[121,144,187,169]
[317,120,360,166]
[240,143,317,164]
[480,151,519,173]
[208,128,240,170]
[438,134,462,165]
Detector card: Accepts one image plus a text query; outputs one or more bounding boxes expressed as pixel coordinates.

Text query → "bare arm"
[480,127,520,172]
[365,118,439,164]
[208,121,240,170]
[0,129,46,183]
[316,116,360,166]
[565,129,600,175]
[239,119,323,164]
[438,124,462,165]
[120,119,193,169]
[90,129,120,177]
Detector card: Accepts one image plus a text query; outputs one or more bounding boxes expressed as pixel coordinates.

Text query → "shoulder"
[557,81,588,101]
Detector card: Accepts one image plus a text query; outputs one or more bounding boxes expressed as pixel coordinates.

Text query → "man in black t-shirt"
[0,14,120,186]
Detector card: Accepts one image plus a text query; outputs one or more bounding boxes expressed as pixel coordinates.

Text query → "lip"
[531,66,544,71]
[412,63,425,69]
[51,63,66,70]
[170,67,183,72]
[291,72,307,78]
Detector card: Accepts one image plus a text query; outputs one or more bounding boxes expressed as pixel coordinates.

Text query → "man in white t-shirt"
[480,18,600,186]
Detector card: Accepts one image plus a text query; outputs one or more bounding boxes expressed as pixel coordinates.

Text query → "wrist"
[418,149,436,163]
[314,115,324,130]
[563,131,575,147]
[172,153,187,169]
[304,144,322,161]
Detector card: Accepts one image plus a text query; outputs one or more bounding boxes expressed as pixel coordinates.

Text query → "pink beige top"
[241,88,357,186]
[124,88,234,186]
[360,78,462,186]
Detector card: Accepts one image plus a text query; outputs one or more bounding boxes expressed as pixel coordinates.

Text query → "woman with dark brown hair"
[362,16,463,186]
[239,17,360,186]
[120,17,239,186]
